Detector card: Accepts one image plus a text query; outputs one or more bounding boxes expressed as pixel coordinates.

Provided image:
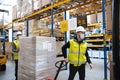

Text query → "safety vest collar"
[14,39,19,48]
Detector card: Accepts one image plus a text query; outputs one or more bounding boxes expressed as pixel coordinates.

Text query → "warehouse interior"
[0,0,119,80]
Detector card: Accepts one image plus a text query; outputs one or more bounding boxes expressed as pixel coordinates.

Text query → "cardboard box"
[41,0,50,7]
[18,36,56,80]
[21,0,33,17]
[33,0,42,10]
[54,28,64,37]
[106,4,112,31]
[12,5,17,20]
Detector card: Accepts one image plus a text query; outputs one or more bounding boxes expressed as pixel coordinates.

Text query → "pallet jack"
[47,54,67,80]
[47,60,67,80]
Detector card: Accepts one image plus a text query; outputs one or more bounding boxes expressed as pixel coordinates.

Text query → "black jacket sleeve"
[85,48,92,64]
[62,41,70,58]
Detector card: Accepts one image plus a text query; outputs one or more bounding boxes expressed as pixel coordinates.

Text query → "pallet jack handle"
[47,60,67,80]
[54,60,67,80]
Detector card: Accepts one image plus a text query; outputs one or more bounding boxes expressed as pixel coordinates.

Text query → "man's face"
[17,34,22,38]
[77,31,84,41]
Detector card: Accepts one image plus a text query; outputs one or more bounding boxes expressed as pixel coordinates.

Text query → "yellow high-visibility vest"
[13,39,19,60]
[68,39,87,66]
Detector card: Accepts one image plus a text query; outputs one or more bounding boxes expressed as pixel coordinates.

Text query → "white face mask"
[80,34,85,39]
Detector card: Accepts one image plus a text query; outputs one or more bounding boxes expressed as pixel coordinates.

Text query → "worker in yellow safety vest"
[62,26,93,80]
[12,31,22,80]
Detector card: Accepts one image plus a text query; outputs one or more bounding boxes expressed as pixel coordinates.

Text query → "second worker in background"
[12,31,22,80]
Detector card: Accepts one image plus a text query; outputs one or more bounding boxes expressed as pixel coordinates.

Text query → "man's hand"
[16,48,20,52]
[89,63,93,70]
[64,58,69,63]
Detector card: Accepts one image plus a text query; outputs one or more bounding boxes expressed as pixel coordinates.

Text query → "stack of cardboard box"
[21,0,33,17]
[39,28,51,37]
[54,28,64,37]
[41,0,50,7]
[33,0,42,10]
[12,5,17,20]
[18,36,56,80]
[13,0,59,20]
[106,4,112,31]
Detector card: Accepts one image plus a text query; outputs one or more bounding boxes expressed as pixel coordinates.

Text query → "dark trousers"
[15,60,18,80]
[68,64,85,80]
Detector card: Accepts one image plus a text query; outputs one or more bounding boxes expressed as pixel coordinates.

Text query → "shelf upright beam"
[12,24,14,41]
[1,28,5,55]
[2,12,5,55]
[64,11,67,70]
[11,23,14,61]
[102,0,107,79]
[51,0,54,37]
[2,13,4,26]
[64,10,70,70]
[64,11,70,42]
[112,0,120,80]
[64,11,67,43]
[26,19,29,37]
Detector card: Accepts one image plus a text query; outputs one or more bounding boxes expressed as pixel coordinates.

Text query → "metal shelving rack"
[4,0,108,27]
[85,34,110,49]
[2,0,112,80]
[0,9,9,55]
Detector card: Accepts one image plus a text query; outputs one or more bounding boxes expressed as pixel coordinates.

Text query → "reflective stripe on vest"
[69,50,85,54]
[68,39,87,66]
[13,39,19,60]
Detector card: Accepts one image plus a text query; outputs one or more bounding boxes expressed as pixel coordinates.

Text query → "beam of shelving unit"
[4,0,112,28]
[4,0,72,27]
[43,0,104,22]
[85,34,103,38]
[36,0,111,23]
[86,39,109,42]
[26,19,29,37]
[87,45,110,48]
[71,4,102,15]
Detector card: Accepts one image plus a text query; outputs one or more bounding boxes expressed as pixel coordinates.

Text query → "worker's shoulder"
[14,39,17,41]
[82,40,87,45]
[70,38,76,41]
[13,39,18,42]
[70,39,74,41]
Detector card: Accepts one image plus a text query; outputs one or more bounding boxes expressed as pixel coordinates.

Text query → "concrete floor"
[0,60,15,80]
[0,59,110,80]
[58,58,110,80]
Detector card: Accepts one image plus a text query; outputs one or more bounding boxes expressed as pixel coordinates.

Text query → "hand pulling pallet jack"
[47,54,67,80]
